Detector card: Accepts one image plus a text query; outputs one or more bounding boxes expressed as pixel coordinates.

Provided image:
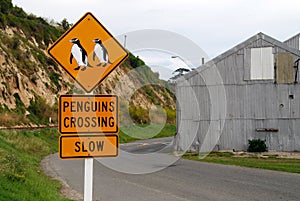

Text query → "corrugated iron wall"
[284,34,300,50]
[176,37,300,152]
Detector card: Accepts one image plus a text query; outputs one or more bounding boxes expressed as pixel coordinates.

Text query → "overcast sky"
[12,0,300,80]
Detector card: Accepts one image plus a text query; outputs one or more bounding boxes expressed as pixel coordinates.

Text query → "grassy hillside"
[0,0,62,47]
[0,128,71,200]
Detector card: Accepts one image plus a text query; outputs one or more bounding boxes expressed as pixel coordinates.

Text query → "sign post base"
[84,158,93,201]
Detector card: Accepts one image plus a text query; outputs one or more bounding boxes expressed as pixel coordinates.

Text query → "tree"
[173,68,190,75]
[60,18,71,31]
[168,68,190,83]
[0,0,13,14]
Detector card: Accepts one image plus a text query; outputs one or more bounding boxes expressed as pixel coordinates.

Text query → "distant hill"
[0,0,175,126]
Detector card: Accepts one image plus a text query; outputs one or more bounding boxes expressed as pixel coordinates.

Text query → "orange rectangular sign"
[59,95,118,134]
[59,135,118,159]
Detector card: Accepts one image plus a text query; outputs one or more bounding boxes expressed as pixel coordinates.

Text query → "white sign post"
[84,158,93,201]
[84,91,94,201]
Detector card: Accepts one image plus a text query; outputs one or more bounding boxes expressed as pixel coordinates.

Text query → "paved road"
[43,137,300,201]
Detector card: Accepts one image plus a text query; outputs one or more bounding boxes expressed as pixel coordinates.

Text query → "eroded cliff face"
[0,26,70,108]
[0,25,175,125]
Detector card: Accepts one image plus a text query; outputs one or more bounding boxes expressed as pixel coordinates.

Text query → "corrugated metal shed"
[176,32,300,152]
[284,33,300,50]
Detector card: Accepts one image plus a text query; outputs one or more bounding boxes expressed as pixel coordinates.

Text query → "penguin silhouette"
[92,39,112,67]
[69,38,90,71]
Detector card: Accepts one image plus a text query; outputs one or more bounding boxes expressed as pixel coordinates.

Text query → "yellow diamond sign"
[48,12,128,92]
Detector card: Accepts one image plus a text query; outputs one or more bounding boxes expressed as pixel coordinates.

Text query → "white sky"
[12,0,300,80]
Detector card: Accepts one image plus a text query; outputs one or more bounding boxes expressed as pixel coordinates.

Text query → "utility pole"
[124,35,127,48]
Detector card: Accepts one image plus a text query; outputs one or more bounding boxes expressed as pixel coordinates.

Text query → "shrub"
[0,0,13,14]
[129,106,149,124]
[49,72,61,91]
[0,13,7,28]
[247,139,268,152]
[126,53,145,68]
[27,95,55,125]
[165,109,176,124]
[13,93,26,115]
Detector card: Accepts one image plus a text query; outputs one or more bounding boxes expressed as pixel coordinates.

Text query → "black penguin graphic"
[69,38,89,71]
[92,39,112,67]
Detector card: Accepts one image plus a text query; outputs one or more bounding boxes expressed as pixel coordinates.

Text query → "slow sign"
[59,135,118,159]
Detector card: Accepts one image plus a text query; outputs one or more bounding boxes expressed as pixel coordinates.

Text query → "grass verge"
[119,124,176,143]
[183,152,300,173]
[0,129,72,201]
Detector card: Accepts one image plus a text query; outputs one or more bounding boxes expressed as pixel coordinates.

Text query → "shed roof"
[178,32,300,82]
[284,32,300,43]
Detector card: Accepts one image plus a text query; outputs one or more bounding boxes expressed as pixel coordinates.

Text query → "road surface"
[43,137,300,201]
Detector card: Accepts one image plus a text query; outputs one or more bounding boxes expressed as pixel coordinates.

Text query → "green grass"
[0,129,72,201]
[119,124,176,143]
[183,152,300,173]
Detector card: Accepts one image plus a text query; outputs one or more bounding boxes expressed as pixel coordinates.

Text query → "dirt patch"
[219,150,300,159]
